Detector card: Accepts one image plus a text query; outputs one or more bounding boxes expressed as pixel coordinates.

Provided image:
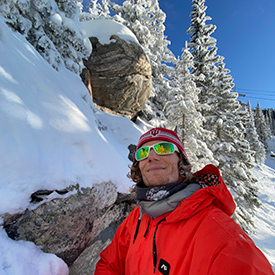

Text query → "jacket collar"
[137,183,201,219]
[136,178,189,202]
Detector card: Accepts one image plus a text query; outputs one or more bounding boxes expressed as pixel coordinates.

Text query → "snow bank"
[82,18,139,45]
[0,228,68,275]
[0,15,142,216]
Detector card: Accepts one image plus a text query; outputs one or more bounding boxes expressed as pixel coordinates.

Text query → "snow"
[0,15,141,215]
[51,13,63,26]
[0,228,68,275]
[251,137,275,269]
[82,18,140,45]
[0,14,274,274]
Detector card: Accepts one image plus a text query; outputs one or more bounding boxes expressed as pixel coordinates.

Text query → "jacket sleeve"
[209,238,274,275]
[94,208,138,275]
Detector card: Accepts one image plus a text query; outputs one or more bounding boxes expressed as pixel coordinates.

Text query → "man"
[95,127,274,274]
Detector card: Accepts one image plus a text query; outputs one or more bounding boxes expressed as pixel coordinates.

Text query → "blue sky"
[158,0,275,110]
[82,0,275,110]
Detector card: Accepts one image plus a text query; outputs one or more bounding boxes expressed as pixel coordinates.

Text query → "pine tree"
[209,84,260,231]
[268,108,275,135]
[254,103,270,149]
[245,101,266,165]
[186,0,222,147]
[263,108,275,136]
[186,0,260,231]
[79,0,111,20]
[0,0,91,73]
[187,0,220,104]
[165,43,217,171]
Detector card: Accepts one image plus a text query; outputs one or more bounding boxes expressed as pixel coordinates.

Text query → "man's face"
[138,140,180,187]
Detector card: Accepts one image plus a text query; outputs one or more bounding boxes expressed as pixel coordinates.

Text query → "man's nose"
[147,148,160,160]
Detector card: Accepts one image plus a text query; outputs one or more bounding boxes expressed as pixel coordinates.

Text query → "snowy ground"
[0,15,274,274]
[251,137,275,270]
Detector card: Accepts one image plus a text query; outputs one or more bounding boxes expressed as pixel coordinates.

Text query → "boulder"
[81,34,152,119]
[3,182,136,269]
[69,193,135,274]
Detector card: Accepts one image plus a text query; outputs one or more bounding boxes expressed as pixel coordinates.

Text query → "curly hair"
[127,153,197,184]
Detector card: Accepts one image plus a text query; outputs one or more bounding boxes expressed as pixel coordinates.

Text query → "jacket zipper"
[144,221,151,237]
[133,211,143,244]
[153,217,166,273]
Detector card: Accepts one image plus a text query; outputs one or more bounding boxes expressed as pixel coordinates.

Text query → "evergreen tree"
[186,0,260,231]
[210,89,260,231]
[245,101,266,165]
[263,108,275,136]
[165,43,217,171]
[0,0,91,73]
[268,108,275,135]
[187,0,220,105]
[254,103,270,149]
[79,0,111,20]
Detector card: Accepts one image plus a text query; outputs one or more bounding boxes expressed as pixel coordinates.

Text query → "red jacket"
[95,165,274,275]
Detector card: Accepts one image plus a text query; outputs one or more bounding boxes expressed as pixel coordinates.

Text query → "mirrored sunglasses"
[135,142,179,161]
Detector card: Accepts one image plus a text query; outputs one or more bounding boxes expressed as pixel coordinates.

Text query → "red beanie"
[134,127,190,165]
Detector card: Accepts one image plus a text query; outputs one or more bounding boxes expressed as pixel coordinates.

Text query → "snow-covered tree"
[270,109,275,135]
[244,102,266,165]
[186,0,260,231]
[187,0,220,103]
[79,0,111,20]
[263,108,275,136]
[254,103,270,149]
[0,0,91,73]
[210,94,260,231]
[165,43,217,171]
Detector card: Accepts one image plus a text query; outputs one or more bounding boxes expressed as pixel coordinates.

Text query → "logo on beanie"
[150,129,161,136]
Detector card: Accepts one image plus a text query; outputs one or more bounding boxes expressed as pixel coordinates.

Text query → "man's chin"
[145,177,168,187]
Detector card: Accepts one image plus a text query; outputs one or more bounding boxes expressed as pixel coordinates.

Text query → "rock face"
[81,35,152,119]
[3,182,136,272]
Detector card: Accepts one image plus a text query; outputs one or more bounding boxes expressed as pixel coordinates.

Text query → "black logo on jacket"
[158,259,170,275]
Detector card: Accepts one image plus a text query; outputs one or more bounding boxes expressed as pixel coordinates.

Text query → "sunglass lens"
[136,147,149,161]
[154,143,174,154]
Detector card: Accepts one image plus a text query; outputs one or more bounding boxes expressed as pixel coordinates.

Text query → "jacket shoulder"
[194,164,221,178]
[194,164,236,216]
